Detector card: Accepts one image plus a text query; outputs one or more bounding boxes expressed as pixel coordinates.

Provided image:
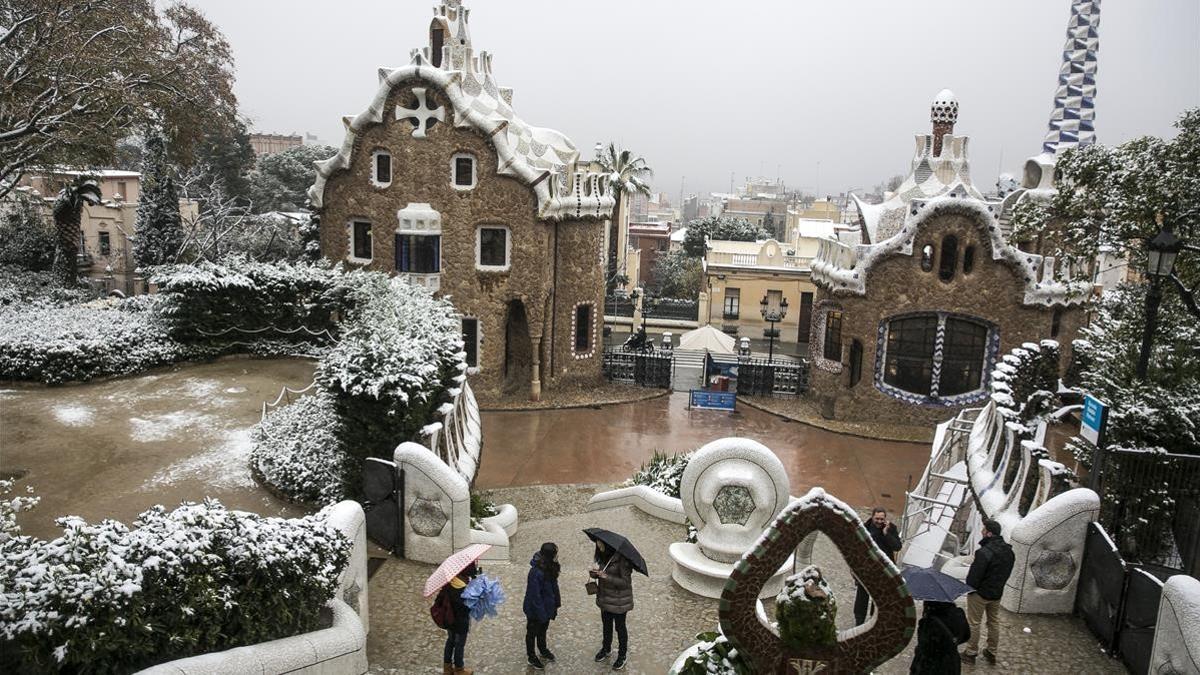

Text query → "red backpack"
[431,587,454,629]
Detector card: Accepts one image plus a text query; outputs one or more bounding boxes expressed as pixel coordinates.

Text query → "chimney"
[930,89,959,157]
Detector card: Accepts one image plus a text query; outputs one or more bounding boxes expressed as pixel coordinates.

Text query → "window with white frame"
[723,288,740,319]
[350,220,373,262]
[461,317,480,369]
[574,304,593,354]
[452,153,476,190]
[372,150,392,186]
[395,203,442,275]
[477,226,510,270]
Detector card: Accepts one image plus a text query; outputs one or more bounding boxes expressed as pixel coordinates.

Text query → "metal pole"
[1136,276,1163,380]
[768,319,776,363]
[397,467,406,558]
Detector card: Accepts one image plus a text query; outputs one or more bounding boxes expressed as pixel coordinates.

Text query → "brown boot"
[443,665,453,675]
[453,668,473,675]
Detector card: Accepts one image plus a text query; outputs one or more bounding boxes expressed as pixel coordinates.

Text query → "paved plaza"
[366,485,1124,674]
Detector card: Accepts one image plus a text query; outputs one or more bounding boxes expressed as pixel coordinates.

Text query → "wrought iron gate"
[736,358,810,397]
[602,350,672,388]
[362,457,403,556]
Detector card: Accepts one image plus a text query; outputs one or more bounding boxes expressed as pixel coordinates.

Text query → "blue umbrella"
[461,574,505,621]
[901,566,974,602]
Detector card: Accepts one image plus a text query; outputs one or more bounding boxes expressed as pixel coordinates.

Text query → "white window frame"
[451,153,477,191]
[572,302,597,359]
[475,225,511,272]
[461,316,481,374]
[371,149,392,188]
[347,219,373,264]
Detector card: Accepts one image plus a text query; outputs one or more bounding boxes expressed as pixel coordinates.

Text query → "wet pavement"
[477,392,931,515]
[0,358,315,539]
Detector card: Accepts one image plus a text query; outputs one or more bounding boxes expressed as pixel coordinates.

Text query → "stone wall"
[809,211,1085,426]
[317,79,603,397]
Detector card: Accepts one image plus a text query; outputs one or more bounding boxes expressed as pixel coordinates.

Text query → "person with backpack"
[522,542,562,670]
[910,600,970,674]
[961,519,1015,665]
[434,561,478,675]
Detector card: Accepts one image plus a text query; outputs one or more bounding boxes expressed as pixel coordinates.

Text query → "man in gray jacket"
[962,519,1015,665]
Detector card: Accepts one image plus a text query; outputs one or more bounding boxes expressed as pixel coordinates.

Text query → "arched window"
[938,235,959,281]
[962,245,976,275]
[431,27,445,67]
[372,150,392,187]
[881,313,992,400]
[452,153,477,190]
[920,245,935,272]
[1051,306,1064,338]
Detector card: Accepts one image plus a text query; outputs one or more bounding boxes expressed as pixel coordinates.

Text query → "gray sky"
[191,0,1199,199]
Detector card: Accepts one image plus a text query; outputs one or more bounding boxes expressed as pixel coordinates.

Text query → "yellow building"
[703,238,818,345]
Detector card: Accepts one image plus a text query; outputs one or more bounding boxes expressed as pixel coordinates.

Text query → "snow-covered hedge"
[0,495,350,673]
[0,265,94,307]
[627,450,693,499]
[989,340,1062,429]
[674,630,752,675]
[776,565,838,651]
[153,257,345,342]
[252,390,351,506]
[0,296,217,384]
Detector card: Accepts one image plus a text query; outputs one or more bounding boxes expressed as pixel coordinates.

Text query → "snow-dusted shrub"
[0,499,350,673]
[776,565,838,652]
[0,296,215,384]
[627,450,693,499]
[989,340,1062,429]
[675,630,753,675]
[318,274,466,460]
[251,390,351,505]
[0,265,94,307]
[153,256,344,341]
[0,480,39,544]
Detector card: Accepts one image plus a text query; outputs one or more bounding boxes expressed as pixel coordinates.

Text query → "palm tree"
[52,176,102,284]
[597,142,653,292]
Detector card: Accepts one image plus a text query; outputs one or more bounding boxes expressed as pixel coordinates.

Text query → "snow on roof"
[670,227,687,242]
[309,0,614,222]
[793,218,837,240]
[35,168,141,179]
[707,239,768,255]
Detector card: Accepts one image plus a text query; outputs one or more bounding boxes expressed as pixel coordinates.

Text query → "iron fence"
[648,298,699,322]
[735,357,809,397]
[1094,448,1200,575]
[602,350,672,388]
[604,295,635,317]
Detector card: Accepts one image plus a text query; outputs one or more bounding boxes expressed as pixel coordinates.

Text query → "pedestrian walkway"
[365,484,1124,674]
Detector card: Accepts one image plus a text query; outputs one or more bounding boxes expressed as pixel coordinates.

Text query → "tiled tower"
[1041,0,1101,155]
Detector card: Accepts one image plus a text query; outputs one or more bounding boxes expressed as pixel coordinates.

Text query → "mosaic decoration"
[713,485,756,527]
[395,87,445,139]
[1041,0,1101,155]
[407,496,449,537]
[570,301,597,360]
[809,300,844,374]
[719,489,915,673]
[1031,550,1077,590]
[873,311,1001,408]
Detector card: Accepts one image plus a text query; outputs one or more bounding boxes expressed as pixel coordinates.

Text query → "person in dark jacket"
[441,561,479,675]
[855,507,904,625]
[590,540,633,671]
[523,542,562,670]
[962,519,1015,664]
[910,600,971,674]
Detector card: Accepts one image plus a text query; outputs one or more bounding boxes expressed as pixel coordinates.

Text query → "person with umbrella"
[901,566,972,675]
[424,543,492,675]
[584,528,649,671]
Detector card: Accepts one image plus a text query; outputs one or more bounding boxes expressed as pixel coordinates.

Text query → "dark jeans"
[854,582,871,625]
[525,618,549,657]
[443,629,467,668]
[601,610,628,657]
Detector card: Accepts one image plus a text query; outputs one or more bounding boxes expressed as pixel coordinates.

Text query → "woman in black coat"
[910,600,971,674]
[522,542,561,669]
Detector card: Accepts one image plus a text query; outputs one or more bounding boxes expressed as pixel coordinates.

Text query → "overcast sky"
[190,0,1199,199]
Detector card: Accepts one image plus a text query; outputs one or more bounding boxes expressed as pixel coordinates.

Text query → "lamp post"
[1136,220,1183,381]
[760,295,789,363]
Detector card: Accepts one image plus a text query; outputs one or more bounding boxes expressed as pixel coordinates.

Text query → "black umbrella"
[583,527,649,577]
[901,565,974,602]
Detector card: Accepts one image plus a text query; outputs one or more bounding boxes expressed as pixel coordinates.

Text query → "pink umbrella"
[422,543,492,598]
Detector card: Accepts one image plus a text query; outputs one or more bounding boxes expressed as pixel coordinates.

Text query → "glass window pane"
[883,316,937,394]
[575,305,591,351]
[462,318,478,367]
[939,318,988,395]
[823,310,843,362]
[455,157,474,186]
[479,228,507,267]
[396,234,440,273]
[375,153,391,183]
[353,221,372,259]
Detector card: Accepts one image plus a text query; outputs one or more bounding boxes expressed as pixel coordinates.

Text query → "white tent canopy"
[678,325,737,355]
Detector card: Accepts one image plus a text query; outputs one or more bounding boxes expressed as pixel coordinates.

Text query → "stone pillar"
[632,287,645,331]
[698,291,710,326]
[530,336,543,402]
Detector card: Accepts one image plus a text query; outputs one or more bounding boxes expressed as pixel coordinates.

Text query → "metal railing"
[602,349,673,388]
[604,295,635,317]
[648,299,699,322]
[735,357,809,397]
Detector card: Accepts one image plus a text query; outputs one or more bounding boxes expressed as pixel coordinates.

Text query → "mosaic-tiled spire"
[1041,0,1101,154]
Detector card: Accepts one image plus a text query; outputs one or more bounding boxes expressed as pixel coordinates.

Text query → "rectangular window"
[461,317,479,368]
[454,156,475,187]
[352,221,373,260]
[478,227,508,268]
[823,310,844,362]
[117,182,127,199]
[375,153,391,184]
[724,288,740,319]
[883,316,939,395]
[939,318,988,396]
[575,305,592,352]
[396,233,441,273]
[799,292,814,339]
[98,231,111,256]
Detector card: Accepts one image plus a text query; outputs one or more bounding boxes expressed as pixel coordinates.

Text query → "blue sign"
[1081,393,1107,445]
[690,389,736,411]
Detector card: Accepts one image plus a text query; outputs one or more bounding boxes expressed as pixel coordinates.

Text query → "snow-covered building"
[808,94,1092,426]
[311,0,615,401]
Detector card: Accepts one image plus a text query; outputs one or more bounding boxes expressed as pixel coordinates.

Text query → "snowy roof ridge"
[813,194,1091,306]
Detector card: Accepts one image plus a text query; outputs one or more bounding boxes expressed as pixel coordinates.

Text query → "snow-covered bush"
[318,274,466,461]
[0,265,94,307]
[675,630,753,675]
[0,499,350,673]
[989,340,1062,430]
[153,256,345,342]
[627,450,693,499]
[251,390,351,506]
[0,480,39,544]
[0,296,215,384]
[776,565,838,652]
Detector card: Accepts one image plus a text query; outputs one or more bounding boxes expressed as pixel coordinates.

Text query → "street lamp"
[1136,218,1184,380]
[760,295,789,363]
